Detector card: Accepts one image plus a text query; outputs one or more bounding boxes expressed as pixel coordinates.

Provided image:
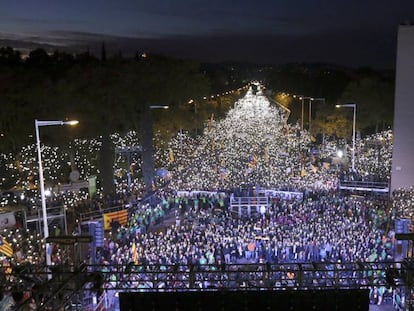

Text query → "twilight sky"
[0,0,413,69]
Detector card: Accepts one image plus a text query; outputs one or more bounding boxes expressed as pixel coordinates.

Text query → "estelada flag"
[131,242,138,264]
[0,236,13,258]
[208,113,214,132]
[248,153,257,168]
[168,148,175,163]
[103,209,128,230]
[264,147,269,163]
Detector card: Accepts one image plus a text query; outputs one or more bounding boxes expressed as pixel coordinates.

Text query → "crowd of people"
[0,83,407,310]
[0,84,393,200]
[100,192,391,266]
[0,186,406,309]
[94,191,396,301]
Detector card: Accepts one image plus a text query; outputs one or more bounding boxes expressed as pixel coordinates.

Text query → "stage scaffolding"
[2,261,413,310]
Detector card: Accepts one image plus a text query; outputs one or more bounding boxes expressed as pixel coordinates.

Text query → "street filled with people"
[0,83,409,310]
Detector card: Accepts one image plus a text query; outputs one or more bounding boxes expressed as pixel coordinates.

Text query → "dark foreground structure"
[120,289,369,311]
[5,261,406,310]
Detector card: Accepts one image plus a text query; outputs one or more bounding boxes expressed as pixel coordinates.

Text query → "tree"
[312,106,351,139]
[338,76,394,134]
[0,66,35,152]
[0,47,22,66]
[120,54,210,193]
[25,48,51,67]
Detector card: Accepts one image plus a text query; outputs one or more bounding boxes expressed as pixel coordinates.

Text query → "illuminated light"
[0,84,397,269]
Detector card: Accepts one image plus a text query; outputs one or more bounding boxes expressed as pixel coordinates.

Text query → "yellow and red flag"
[208,113,214,131]
[248,153,258,168]
[264,148,270,163]
[168,148,175,163]
[103,209,128,230]
[0,236,13,258]
[131,242,139,264]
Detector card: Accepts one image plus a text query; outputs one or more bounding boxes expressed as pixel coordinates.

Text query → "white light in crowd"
[0,83,401,273]
[337,150,343,158]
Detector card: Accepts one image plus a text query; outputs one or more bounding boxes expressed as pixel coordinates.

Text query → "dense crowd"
[0,83,407,310]
[96,191,392,281]
[0,84,393,198]
[99,192,391,266]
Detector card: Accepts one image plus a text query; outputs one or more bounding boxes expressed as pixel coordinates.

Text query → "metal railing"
[78,204,129,223]
[229,197,269,217]
[24,205,68,233]
[89,262,400,291]
[3,262,408,291]
[2,261,411,310]
[338,180,390,193]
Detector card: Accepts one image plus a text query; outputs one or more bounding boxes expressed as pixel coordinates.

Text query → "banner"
[0,236,13,258]
[103,209,128,230]
[0,212,16,230]
[58,181,88,193]
[88,175,97,199]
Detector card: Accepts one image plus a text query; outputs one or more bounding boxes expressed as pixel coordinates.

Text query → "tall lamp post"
[35,119,78,266]
[293,95,311,130]
[309,97,325,133]
[335,103,357,172]
[141,105,169,194]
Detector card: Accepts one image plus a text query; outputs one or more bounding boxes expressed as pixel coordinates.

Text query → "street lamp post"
[293,95,311,131]
[142,105,169,194]
[149,105,169,110]
[35,119,78,267]
[335,103,357,172]
[309,97,325,133]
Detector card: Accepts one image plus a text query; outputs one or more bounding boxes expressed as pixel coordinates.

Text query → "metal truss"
[1,261,413,310]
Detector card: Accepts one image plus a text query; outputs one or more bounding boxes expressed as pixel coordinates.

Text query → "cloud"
[0,20,398,70]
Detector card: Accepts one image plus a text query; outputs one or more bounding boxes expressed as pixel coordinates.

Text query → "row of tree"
[0,46,395,193]
[0,47,395,149]
[266,64,394,139]
[0,47,213,151]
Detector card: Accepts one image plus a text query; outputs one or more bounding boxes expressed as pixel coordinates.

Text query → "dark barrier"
[120,289,369,311]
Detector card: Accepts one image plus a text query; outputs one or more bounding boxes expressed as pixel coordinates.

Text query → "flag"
[168,148,175,163]
[131,242,138,264]
[248,153,258,168]
[103,209,128,230]
[0,236,13,258]
[264,148,269,163]
[152,180,157,191]
[208,113,214,131]
[4,261,12,281]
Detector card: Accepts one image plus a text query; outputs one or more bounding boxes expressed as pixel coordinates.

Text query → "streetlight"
[149,105,169,109]
[35,119,78,267]
[188,99,196,113]
[142,105,169,194]
[293,95,311,130]
[309,97,325,133]
[335,103,357,172]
